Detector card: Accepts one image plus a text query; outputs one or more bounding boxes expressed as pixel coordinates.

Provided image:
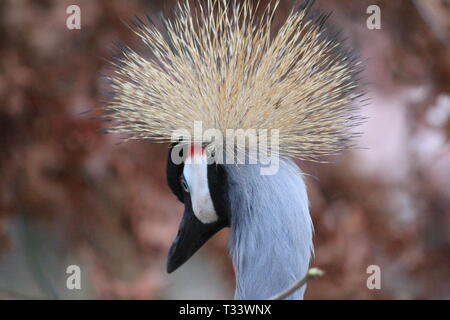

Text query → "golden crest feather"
[104,0,364,161]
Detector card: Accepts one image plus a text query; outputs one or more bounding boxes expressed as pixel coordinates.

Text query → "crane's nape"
[103,0,365,300]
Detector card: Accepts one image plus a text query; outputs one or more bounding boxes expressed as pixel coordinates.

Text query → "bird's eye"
[180,176,189,193]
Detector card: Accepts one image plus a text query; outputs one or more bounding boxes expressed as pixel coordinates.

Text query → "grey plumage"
[225,159,313,299]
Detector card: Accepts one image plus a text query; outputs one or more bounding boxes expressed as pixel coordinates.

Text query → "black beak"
[167,203,226,273]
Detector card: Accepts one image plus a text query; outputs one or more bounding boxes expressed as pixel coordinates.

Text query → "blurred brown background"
[0,0,449,299]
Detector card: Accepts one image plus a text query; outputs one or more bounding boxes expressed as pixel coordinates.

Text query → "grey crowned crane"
[104,0,364,299]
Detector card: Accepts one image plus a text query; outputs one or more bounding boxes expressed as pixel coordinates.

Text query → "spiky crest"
[104,0,364,161]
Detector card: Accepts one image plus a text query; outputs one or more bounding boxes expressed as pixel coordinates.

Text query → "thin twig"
[269,267,324,300]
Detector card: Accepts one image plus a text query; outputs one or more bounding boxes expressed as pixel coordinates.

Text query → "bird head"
[102,0,365,275]
[165,143,229,273]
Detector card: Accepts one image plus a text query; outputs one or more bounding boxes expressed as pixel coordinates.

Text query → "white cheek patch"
[183,154,218,224]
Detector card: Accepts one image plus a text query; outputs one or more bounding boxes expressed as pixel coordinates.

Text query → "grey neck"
[223,159,313,300]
